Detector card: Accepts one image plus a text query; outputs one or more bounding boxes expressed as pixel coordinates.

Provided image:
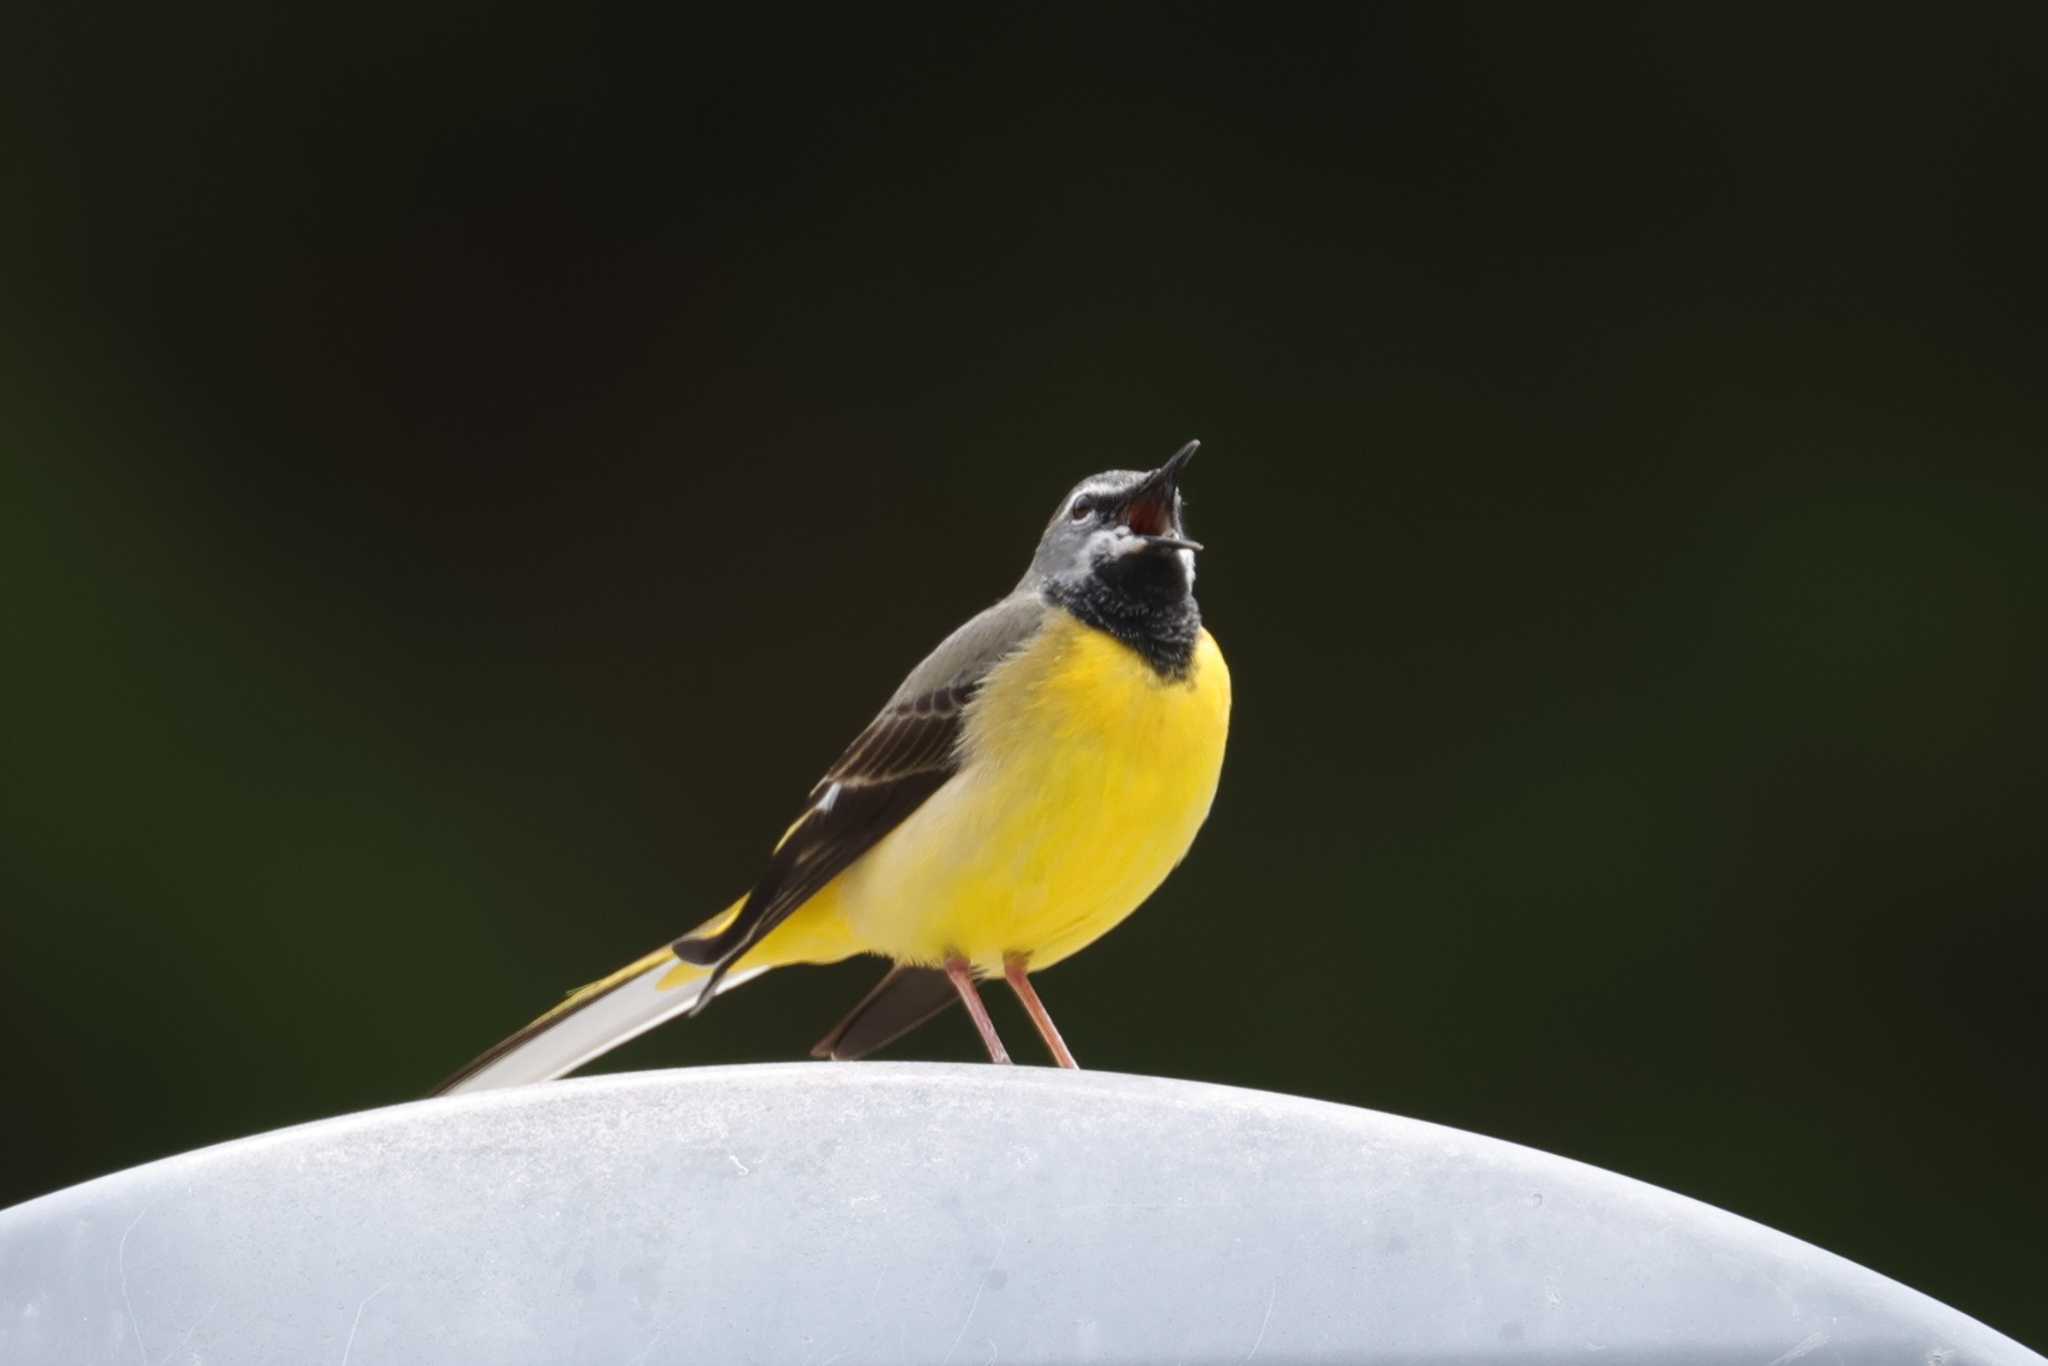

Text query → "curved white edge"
[1,1063,2039,1366]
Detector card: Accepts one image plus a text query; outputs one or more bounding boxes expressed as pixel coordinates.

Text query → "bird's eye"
[1069,496,1094,521]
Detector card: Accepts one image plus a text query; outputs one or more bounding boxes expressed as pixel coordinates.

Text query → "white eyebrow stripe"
[816,781,843,814]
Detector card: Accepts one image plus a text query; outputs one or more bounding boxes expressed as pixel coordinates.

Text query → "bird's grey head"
[1021,440,1202,600]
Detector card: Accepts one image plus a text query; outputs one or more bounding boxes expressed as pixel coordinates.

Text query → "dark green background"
[7,5,2044,1347]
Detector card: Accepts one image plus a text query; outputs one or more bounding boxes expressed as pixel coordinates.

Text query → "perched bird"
[439,441,1230,1092]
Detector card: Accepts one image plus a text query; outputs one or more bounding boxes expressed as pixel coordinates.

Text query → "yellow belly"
[829,612,1231,973]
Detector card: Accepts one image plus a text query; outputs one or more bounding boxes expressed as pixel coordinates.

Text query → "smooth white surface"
[0,1063,2037,1365]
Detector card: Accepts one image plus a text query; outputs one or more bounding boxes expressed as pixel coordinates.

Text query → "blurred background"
[6,4,2044,1345]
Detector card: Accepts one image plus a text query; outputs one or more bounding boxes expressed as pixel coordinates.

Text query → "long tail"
[436,896,848,1095]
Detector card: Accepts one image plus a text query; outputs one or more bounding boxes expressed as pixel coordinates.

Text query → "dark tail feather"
[672,905,751,966]
[811,964,959,1061]
[671,899,758,1016]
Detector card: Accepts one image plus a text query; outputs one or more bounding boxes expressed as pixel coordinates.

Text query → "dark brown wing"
[671,681,977,996]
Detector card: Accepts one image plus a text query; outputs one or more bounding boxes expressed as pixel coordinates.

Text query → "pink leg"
[1005,958,1079,1069]
[944,956,1011,1064]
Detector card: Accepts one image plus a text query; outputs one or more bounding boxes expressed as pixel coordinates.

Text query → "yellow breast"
[834,610,1231,972]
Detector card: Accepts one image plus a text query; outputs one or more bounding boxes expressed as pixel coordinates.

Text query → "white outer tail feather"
[442,960,766,1095]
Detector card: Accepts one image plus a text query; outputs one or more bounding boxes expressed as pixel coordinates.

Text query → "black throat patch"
[1044,551,1201,681]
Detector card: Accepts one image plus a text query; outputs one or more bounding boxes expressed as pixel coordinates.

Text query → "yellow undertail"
[549,890,859,1008]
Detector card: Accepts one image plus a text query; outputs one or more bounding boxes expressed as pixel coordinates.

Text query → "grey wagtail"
[439,441,1229,1091]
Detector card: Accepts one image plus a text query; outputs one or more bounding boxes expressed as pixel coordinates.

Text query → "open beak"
[1121,440,1203,551]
